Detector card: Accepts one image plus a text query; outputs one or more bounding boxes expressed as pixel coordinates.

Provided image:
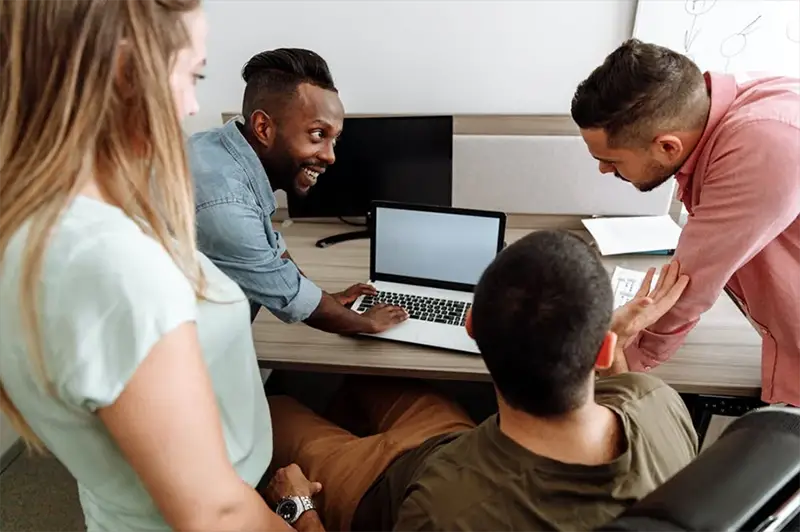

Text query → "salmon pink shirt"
[624,72,800,406]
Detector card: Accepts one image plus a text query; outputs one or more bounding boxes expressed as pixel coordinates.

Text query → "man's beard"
[638,172,674,192]
[263,151,302,195]
[618,160,678,193]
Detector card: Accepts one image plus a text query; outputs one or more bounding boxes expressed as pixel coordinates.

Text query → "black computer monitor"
[287,115,453,220]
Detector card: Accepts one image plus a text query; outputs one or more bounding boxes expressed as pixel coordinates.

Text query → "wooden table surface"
[253,222,763,397]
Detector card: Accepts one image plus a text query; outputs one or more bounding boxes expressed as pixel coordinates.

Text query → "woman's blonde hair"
[0,0,203,450]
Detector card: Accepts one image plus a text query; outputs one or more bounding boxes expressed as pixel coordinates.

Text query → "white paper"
[610,266,660,310]
[582,215,682,256]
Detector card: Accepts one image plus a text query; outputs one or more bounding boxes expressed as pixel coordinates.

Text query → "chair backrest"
[597,406,800,532]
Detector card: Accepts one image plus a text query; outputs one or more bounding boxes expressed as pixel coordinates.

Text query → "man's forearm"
[623,323,695,372]
[279,250,373,334]
[304,292,373,334]
[293,510,325,532]
[597,341,630,379]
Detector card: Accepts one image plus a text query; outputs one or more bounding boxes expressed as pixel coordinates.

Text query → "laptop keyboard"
[357,291,471,326]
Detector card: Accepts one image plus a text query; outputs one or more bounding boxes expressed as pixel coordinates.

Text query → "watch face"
[278,499,298,521]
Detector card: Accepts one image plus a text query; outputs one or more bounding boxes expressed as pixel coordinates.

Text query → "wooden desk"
[252,222,763,398]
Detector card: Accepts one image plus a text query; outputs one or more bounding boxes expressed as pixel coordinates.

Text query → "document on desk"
[582,215,682,256]
[610,266,660,309]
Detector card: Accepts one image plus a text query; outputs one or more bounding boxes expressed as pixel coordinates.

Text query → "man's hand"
[362,303,409,333]
[611,261,690,347]
[331,283,377,306]
[264,464,322,507]
[264,464,326,531]
[599,262,689,378]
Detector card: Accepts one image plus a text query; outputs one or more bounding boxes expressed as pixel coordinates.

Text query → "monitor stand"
[315,229,369,248]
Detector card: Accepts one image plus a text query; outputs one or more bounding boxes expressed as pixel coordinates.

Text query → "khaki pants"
[268,377,476,531]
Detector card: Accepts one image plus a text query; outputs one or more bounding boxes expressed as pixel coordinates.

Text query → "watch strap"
[298,495,315,514]
[279,495,315,524]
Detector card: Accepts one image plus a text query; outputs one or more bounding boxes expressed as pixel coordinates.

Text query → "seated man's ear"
[249,109,276,149]
[465,308,474,339]
[595,331,618,370]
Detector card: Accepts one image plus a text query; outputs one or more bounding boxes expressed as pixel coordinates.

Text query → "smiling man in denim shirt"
[187,48,407,334]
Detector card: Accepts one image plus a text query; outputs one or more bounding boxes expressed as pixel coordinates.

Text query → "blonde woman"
[0,1,322,530]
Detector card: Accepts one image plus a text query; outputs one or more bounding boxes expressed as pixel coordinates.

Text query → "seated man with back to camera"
[267,230,699,531]
[187,48,407,333]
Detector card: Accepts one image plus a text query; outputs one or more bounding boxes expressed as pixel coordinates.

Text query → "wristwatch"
[276,495,315,525]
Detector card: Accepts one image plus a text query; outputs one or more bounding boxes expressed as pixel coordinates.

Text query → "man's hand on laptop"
[331,283,377,306]
[601,261,690,377]
[363,303,409,333]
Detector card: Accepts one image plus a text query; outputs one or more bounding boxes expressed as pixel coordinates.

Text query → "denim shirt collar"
[218,118,277,213]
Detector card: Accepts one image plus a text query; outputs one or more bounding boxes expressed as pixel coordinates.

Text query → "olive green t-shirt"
[352,372,697,531]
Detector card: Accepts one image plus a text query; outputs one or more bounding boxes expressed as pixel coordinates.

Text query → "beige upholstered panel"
[223,113,578,136]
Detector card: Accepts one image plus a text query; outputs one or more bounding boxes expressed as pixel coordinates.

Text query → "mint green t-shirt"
[0,196,272,531]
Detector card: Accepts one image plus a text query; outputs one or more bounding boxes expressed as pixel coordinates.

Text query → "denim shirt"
[187,119,322,323]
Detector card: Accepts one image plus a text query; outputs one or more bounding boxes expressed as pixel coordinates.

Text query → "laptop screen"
[372,203,505,291]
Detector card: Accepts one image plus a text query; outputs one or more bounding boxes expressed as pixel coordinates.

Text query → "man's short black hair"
[471,230,613,417]
[240,48,337,121]
[570,38,706,148]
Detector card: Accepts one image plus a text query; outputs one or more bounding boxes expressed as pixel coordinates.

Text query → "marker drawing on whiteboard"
[683,0,716,59]
[684,0,717,17]
[720,15,762,73]
[684,18,700,57]
[788,21,800,44]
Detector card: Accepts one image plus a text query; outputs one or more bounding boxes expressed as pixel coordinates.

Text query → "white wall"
[183,0,637,134]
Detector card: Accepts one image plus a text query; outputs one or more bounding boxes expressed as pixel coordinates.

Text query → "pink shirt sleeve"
[625,120,800,371]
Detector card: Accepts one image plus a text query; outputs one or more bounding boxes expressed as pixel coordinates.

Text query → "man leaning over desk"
[187,48,407,335]
[571,39,800,406]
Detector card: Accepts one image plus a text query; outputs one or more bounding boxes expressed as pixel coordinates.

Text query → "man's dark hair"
[240,48,337,120]
[570,38,707,148]
[471,230,613,417]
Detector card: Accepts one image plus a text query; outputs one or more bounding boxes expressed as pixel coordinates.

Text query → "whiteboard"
[633,0,800,78]
[191,0,635,130]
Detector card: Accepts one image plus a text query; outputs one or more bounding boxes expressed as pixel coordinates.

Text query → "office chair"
[597,405,800,532]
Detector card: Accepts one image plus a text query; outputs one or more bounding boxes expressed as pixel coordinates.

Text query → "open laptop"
[351,201,506,353]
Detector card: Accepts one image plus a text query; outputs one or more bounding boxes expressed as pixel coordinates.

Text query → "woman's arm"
[97,321,291,532]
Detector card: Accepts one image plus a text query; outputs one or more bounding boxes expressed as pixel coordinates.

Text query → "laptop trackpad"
[365,319,479,354]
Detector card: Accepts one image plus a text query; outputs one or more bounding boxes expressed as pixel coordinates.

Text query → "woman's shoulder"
[47,196,196,303]
[1,197,200,409]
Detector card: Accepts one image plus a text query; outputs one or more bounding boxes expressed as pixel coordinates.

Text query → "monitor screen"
[287,116,453,218]
[372,204,504,290]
